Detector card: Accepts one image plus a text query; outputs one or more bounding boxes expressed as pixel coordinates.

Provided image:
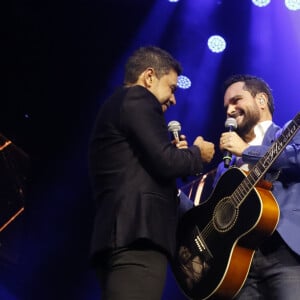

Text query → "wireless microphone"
[168,120,188,182]
[223,117,237,168]
[168,120,181,143]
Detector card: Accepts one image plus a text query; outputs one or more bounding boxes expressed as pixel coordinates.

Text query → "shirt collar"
[249,120,272,146]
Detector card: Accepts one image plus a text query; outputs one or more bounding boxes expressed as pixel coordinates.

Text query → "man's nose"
[227,104,236,116]
[169,94,176,105]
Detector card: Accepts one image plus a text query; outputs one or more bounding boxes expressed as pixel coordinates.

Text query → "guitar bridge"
[193,226,213,261]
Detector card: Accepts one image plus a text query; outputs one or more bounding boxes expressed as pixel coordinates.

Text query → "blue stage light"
[285,0,300,10]
[177,75,192,89]
[207,35,226,53]
[252,0,271,7]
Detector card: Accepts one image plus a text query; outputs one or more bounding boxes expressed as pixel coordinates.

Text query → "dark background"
[1,0,300,299]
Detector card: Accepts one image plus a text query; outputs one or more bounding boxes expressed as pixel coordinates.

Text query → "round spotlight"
[285,0,300,10]
[177,75,192,89]
[207,35,226,53]
[252,0,271,7]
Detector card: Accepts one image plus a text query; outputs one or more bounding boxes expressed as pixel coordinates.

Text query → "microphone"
[168,120,188,182]
[223,117,237,168]
[168,120,181,143]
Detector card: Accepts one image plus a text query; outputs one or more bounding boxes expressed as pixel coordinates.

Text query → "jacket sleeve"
[120,86,204,179]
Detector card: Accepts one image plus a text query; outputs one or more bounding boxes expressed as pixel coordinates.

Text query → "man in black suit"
[88,46,215,300]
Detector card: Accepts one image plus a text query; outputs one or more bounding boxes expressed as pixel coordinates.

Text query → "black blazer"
[89,85,203,260]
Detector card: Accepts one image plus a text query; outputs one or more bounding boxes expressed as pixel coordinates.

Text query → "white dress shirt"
[237,120,272,171]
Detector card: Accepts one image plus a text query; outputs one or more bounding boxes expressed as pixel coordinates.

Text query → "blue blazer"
[213,121,300,255]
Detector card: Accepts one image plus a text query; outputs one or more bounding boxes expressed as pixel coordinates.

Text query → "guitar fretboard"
[232,113,300,207]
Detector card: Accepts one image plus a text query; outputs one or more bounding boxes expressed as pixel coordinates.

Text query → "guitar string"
[192,116,299,261]
[201,165,264,240]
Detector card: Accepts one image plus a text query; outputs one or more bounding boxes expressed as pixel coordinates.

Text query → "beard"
[236,108,260,139]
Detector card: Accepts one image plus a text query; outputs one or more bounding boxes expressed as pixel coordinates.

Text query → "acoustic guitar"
[172,112,300,300]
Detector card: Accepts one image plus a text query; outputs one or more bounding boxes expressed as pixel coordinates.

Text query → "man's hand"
[172,134,188,149]
[219,132,248,157]
[193,136,215,163]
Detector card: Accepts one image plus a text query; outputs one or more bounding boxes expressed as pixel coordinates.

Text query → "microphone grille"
[225,117,237,129]
[168,120,181,132]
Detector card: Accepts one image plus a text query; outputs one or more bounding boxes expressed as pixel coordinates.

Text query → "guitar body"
[172,167,280,300]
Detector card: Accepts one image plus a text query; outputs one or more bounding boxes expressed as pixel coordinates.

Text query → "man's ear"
[256,92,267,107]
[144,68,155,88]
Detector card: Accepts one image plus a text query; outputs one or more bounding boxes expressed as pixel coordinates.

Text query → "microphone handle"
[223,150,232,168]
[170,131,180,143]
[223,126,235,168]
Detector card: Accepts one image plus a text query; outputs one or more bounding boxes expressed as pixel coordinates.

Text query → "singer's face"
[224,81,260,136]
[149,70,178,113]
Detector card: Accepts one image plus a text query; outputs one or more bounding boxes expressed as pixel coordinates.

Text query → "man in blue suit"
[214,74,300,299]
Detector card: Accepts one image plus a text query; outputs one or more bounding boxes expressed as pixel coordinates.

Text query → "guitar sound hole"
[213,198,238,232]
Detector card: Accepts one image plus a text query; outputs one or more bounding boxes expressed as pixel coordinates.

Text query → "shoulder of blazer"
[122,85,163,117]
[262,122,281,145]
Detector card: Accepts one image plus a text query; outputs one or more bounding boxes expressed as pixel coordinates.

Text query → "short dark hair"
[124,46,182,85]
[223,74,275,115]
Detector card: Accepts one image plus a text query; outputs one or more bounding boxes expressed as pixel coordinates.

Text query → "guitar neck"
[233,113,300,206]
